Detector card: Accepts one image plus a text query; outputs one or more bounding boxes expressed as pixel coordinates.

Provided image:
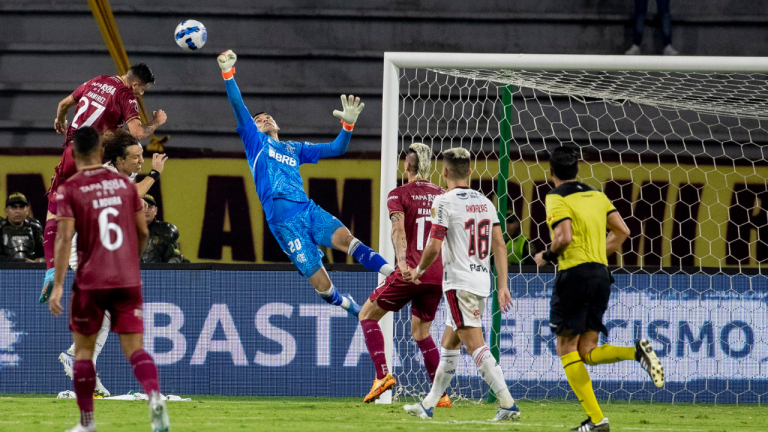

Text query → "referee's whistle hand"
[534,251,547,267]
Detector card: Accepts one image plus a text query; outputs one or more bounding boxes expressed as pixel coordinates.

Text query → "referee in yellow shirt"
[534,146,664,432]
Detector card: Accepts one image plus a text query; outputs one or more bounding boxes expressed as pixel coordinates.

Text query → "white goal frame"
[376,53,768,404]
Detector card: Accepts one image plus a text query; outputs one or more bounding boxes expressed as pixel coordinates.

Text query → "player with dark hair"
[359,143,450,406]
[404,148,520,421]
[217,50,394,316]
[48,126,170,432]
[56,128,167,396]
[41,63,168,299]
[534,146,664,432]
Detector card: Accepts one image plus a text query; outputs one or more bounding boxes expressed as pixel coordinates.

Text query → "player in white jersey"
[403,148,520,421]
[57,129,167,397]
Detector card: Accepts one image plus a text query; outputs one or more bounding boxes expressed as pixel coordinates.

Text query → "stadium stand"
[1,0,768,152]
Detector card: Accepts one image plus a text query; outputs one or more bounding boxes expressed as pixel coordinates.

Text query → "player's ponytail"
[408,143,432,180]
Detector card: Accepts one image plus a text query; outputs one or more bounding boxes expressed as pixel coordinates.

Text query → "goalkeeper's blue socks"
[318,285,351,309]
[348,238,395,276]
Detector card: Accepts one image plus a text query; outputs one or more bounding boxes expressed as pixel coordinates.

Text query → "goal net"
[378,54,768,404]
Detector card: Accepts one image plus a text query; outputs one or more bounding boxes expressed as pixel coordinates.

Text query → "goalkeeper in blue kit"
[218,50,394,316]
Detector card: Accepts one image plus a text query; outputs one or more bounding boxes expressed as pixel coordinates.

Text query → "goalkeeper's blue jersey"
[237,120,323,223]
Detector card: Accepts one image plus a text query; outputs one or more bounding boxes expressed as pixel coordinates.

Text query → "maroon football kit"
[56,166,144,334]
[49,75,140,212]
[369,180,445,321]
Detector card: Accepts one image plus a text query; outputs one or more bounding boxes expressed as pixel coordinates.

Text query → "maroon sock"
[130,349,160,394]
[43,218,57,270]
[361,319,389,379]
[73,360,96,426]
[416,336,440,382]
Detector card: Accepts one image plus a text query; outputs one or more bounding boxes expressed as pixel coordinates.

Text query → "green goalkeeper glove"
[333,94,365,128]
[217,50,237,78]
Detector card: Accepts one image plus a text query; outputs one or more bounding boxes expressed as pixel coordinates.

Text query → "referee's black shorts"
[549,262,613,337]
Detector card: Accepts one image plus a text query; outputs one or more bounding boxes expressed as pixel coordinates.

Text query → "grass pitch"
[1,394,765,432]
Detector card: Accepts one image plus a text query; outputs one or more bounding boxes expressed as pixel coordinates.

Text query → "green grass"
[1,394,766,432]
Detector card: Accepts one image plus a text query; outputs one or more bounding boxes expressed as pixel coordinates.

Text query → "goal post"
[378,53,768,405]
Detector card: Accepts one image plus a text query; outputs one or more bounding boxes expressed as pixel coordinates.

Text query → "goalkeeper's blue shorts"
[269,199,344,278]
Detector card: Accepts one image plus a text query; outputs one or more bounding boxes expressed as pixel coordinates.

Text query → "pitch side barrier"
[0,264,765,403]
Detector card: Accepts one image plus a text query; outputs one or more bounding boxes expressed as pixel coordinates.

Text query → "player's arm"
[49,218,75,317]
[216,50,254,129]
[534,219,572,267]
[491,224,513,312]
[135,153,168,196]
[135,210,150,258]
[126,111,167,140]
[390,212,409,272]
[409,225,444,284]
[54,94,78,134]
[606,210,630,256]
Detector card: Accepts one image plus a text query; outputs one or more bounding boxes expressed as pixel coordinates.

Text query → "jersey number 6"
[98,207,124,251]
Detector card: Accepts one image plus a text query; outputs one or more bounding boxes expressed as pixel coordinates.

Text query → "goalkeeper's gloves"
[333,94,365,131]
[217,50,237,79]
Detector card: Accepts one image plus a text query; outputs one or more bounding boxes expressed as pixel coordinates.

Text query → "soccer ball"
[174,20,207,51]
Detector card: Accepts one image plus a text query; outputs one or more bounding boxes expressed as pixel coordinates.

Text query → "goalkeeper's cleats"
[490,403,521,421]
[435,394,452,408]
[59,352,74,379]
[39,268,55,303]
[149,391,171,432]
[342,294,361,318]
[65,422,97,432]
[403,401,433,419]
[94,377,110,398]
[363,373,396,403]
[572,417,610,431]
[635,339,664,388]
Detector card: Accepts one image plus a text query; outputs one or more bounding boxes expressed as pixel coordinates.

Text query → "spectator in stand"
[1,193,45,262]
[141,195,189,263]
[625,0,679,56]
[505,214,534,267]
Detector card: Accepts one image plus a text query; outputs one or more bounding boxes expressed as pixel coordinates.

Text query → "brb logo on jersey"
[268,147,297,166]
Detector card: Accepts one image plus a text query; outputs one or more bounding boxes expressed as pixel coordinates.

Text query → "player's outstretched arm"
[217,50,253,128]
[606,210,630,256]
[491,224,513,313]
[49,218,75,317]
[534,220,572,266]
[54,94,77,134]
[126,110,167,140]
[135,153,168,196]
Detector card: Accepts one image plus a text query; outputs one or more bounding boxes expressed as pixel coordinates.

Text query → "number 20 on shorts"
[288,239,302,253]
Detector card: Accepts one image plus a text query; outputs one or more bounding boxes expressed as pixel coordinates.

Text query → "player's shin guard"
[73,360,96,426]
[43,218,57,270]
[584,344,635,366]
[473,346,515,408]
[348,238,394,276]
[130,349,160,394]
[422,348,459,409]
[361,319,389,379]
[416,336,440,382]
[561,351,604,423]
[91,313,111,364]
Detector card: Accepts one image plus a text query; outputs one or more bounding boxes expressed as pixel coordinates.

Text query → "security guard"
[1,192,44,262]
[141,194,189,263]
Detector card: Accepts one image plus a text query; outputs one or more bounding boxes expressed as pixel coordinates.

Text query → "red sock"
[73,360,96,426]
[43,218,57,270]
[361,319,388,379]
[130,349,160,394]
[416,336,440,382]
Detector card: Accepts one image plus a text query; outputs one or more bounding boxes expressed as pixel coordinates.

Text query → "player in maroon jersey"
[48,127,170,432]
[358,143,451,406]
[41,63,167,300]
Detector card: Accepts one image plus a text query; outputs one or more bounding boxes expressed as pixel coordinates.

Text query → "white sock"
[92,313,111,363]
[67,343,75,356]
[347,238,361,256]
[317,285,351,310]
[422,348,459,409]
[472,346,515,408]
[380,264,395,276]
